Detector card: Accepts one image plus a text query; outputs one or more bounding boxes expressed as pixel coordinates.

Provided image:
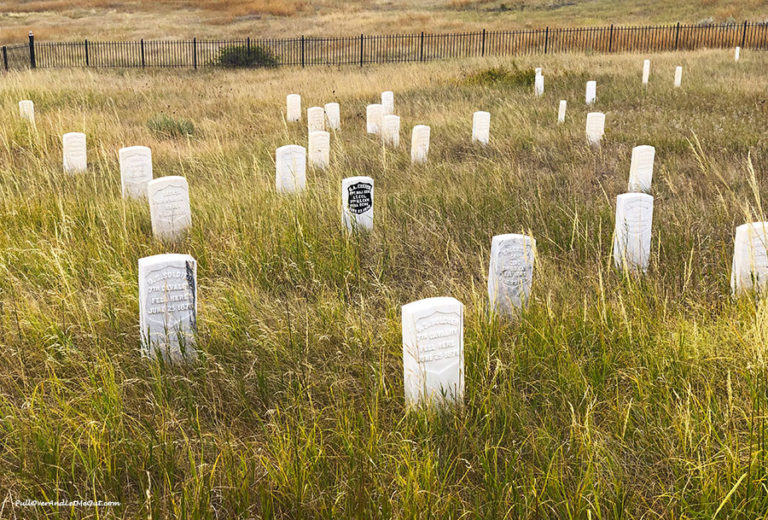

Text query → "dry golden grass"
[1,0,766,44]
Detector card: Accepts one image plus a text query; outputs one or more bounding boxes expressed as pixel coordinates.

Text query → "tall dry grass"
[0,49,767,518]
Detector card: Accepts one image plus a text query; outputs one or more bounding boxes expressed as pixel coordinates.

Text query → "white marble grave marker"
[558,100,567,124]
[731,222,768,295]
[627,145,655,193]
[307,106,325,133]
[366,104,384,134]
[275,145,306,193]
[18,100,35,124]
[585,112,605,147]
[402,296,464,406]
[308,131,330,169]
[735,46,740,62]
[488,234,535,316]
[381,91,394,115]
[410,125,430,164]
[472,111,490,145]
[382,114,400,147]
[286,94,301,122]
[62,132,87,173]
[642,59,651,85]
[139,253,197,362]
[119,146,153,199]
[674,66,683,88]
[324,102,340,130]
[586,80,597,105]
[341,176,374,232]
[147,176,192,240]
[534,74,544,97]
[613,193,654,273]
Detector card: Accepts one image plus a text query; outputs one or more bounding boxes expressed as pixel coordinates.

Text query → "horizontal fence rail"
[2,22,767,72]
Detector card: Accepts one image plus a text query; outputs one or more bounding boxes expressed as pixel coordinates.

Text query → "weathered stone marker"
[731,222,768,295]
[381,91,395,115]
[402,296,464,406]
[119,146,153,199]
[341,176,374,232]
[308,131,330,170]
[627,145,655,193]
[18,100,34,124]
[674,66,682,88]
[613,193,654,273]
[642,59,650,85]
[488,234,536,316]
[382,114,400,147]
[410,125,430,164]
[275,145,306,193]
[139,253,197,362]
[307,106,325,133]
[472,111,490,145]
[62,132,87,173]
[147,176,192,240]
[324,102,340,130]
[734,46,740,62]
[585,112,605,147]
[367,104,384,134]
[586,80,597,105]
[286,94,301,122]
[558,100,567,124]
[534,73,544,97]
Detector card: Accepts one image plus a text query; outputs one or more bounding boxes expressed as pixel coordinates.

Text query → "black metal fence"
[2,21,767,71]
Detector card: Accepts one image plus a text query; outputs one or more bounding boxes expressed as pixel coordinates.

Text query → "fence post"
[674,22,680,51]
[85,39,89,66]
[247,36,251,60]
[360,33,363,67]
[28,32,36,69]
[481,28,486,57]
[419,31,424,61]
[741,20,748,48]
[193,37,197,69]
[608,24,614,52]
[301,35,305,67]
[544,26,549,53]
[2,46,7,71]
[141,39,145,68]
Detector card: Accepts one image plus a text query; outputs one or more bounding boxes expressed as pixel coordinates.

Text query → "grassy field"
[1,48,768,518]
[1,0,767,44]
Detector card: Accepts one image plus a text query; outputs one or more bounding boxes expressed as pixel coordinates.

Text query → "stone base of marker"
[276,145,307,194]
[488,234,535,317]
[402,297,464,407]
[119,146,153,199]
[148,176,192,241]
[613,193,654,273]
[731,222,768,295]
[342,176,374,232]
[139,254,198,362]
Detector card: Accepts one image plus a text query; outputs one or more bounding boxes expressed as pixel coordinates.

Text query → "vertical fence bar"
[85,39,89,66]
[141,39,145,67]
[193,38,197,69]
[359,33,363,66]
[247,36,251,60]
[420,31,424,61]
[2,46,7,71]
[28,32,36,68]
[674,22,680,50]
[741,20,748,48]
[481,28,486,56]
[608,24,614,52]
[544,26,549,53]
[301,35,305,67]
